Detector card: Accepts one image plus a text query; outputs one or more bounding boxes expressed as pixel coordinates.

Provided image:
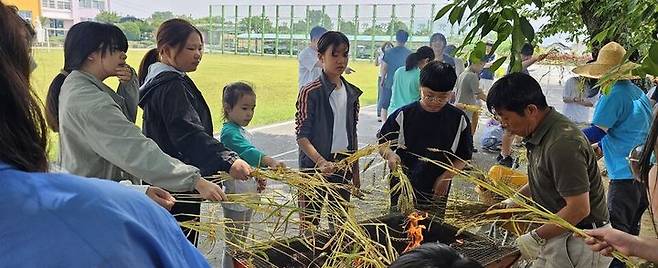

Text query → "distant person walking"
[379,30,412,122]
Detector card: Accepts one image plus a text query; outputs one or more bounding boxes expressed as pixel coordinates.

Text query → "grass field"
[31,48,380,128]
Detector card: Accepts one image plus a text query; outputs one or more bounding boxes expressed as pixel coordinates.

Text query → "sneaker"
[498,155,514,168]
[496,154,504,162]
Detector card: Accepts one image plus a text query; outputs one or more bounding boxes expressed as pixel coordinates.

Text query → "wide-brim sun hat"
[572,41,639,80]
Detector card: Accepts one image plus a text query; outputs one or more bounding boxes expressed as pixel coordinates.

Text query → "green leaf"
[501,8,517,21]
[481,14,497,38]
[469,41,487,64]
[592,29,608,44]
[434,3,455,21]
[456,6,467,24]
[449,5,462,24]
[532,0,543,8]
[519,16,535,43]
[477,11,490,27]
[467,0,478,9]
[641,42,658,76]
[489,56,508,72]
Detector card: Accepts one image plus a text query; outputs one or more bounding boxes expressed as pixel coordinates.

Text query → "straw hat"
[572,41,639,79]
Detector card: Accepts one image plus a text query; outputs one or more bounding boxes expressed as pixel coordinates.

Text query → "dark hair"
[317,31,350,54]
[138,18,203,85]
[310,26,327,40]
[222,81,256,120]
[420,61,457,92]
[521,43,534,56]
[430,32,447,45]
[381,41,393,52]
[405,46,435,71]
[0,3,49,172]
[45,21,128,132]
[395,30,410,43]
[486,72,548,115]
[444,44,457,56]
[390,243,483,268]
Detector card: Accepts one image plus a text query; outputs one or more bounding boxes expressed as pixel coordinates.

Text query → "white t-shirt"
[562,77,598,124]
[298,46,322,90]
[377,52,386,77]
[329,81,349,153]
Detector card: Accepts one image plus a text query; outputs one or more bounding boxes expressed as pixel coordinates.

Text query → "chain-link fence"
[202,4,455,60]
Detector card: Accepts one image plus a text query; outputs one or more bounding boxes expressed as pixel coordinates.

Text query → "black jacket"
[138,71,237,176]
[295,72,362,169]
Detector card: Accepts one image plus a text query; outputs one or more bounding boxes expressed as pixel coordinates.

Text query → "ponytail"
[405,53,420,71]
[138,48,159,86]
[45,71,69,132]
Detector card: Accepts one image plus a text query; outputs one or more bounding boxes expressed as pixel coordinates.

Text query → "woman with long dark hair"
[138,18,252,245]
[0,2,209,266]
[44,21,232,210]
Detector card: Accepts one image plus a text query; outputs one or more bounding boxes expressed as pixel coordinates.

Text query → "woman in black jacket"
[138,18,252,245]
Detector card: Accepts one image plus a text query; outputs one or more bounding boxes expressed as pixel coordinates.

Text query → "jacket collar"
[318,71,363,100]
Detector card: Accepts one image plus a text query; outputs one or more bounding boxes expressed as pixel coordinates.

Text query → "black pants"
[608,179,648,268]
[170,192,201,246]
[389,173,452,219]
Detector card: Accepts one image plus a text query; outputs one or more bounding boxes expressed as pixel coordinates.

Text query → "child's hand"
[256,178,267,192]
[316,159,337,175]
[115,65,133,83]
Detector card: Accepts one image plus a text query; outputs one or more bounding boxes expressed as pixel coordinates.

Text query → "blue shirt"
[480,54,496,79]
[382,46,412,89]
[0,163,210,267]
[592,81,652,180]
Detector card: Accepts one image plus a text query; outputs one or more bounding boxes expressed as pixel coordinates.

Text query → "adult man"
[379,30,412,122]
[487,72,612,267]
[429,32,456,69]
[576,41,652,268]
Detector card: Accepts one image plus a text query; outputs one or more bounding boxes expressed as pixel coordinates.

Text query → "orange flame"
[403,211,428,253]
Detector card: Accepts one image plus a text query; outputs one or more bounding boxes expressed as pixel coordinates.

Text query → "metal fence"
[204,4,453,60]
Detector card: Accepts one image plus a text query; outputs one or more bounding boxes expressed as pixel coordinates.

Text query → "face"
[493,106,540,137]
[470,61,485,73]
[226,94,256,127]
[419,87,452,112]
[164,33,203,72]
[319,43,349,78]
[96,48,127,78]
[430,40,445,55]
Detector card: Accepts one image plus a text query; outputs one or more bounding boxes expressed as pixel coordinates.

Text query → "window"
[57,0,71,10]
[18,10,32,23]
[79,0,105,10]
[49,19,64,29]
[42,0,56,8]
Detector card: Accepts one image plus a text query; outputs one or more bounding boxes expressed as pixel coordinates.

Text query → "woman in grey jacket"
[45,22,237,210]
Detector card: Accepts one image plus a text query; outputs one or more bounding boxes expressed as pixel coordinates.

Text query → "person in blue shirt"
[0,4,209,267]
[219,81,284,268]
[380,30,412,122]
[576,41,652,268]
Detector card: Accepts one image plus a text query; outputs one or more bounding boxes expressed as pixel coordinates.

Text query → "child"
[388,46,435,113]
[220,82,283,268]
[377,61,473,218]
[455,56,487,135]
[295,31,362,233]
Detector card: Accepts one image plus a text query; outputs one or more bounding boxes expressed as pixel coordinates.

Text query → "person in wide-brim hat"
[572,41,639,80]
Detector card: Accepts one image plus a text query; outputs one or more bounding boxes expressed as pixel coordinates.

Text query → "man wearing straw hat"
[576,41,651,268]
[487,72,612,267]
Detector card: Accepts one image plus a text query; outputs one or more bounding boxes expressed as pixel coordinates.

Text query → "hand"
[592,143,603,159]
[316,158,337,175]
[271,159,286,169]
[115,65,133,83]
[194,178,227,201]
[386,152,401,170]
[583,227,637,257]
[516,232,542,260]
[257,178,267,193]
[433,178,451,198]
[345,67,356,74]
[229,159,252,180]
[145,186,176,210]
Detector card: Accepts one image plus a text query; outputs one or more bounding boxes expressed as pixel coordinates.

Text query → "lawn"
[31,48,380,159]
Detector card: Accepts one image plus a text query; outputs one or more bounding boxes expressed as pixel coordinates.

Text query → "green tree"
[307,10,333,29]
[339,21,357,35]
[149,11,175,27]
[239,16,273,33]
[387,19,409,35]
[117,21,141,41]
[95,11,120,24]
[362,23,387,36]
[415,23,432,36]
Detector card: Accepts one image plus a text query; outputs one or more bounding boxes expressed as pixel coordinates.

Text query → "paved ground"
[201,64,657,266]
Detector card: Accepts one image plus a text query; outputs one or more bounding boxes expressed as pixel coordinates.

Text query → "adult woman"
[0,3,209,266]
[138,18,252,244]
[45,22,234,212]
[376,41,393,120]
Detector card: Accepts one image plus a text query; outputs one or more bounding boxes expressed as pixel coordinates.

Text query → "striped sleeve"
[295,80,321,139]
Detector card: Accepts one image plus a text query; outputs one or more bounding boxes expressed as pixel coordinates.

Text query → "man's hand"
[583,227,637,257]
[229,159,252,180]
[516,231,543,260]
[386,152,401,171]
[145,186,176,210]
[194,178,227,201]
[592,143,603,159]
[316,158,337,175]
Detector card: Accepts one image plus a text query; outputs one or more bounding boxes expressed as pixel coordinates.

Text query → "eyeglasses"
[422,94,451,102]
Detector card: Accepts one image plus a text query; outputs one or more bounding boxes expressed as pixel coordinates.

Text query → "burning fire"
[403,211,428,253]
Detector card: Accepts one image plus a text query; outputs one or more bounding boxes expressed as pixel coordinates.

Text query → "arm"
[116,66,139,123]
[377,110,402,169]
[476,92,487,102]
[380,62,388,87]
[220,124,264,168]
[159,81,238,174]
[435,115,473,196]
[535,192,590,239]
[432,159,466,197]
[522,53,549,69]
[584,227,658,262]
